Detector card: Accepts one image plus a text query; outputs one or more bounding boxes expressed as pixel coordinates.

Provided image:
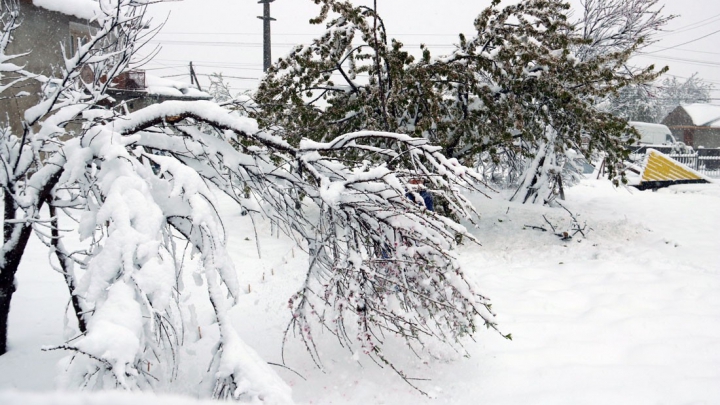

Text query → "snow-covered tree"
[605,74,714,123]
[254,0,666,206]
[574,0,675,61]
[1,0,502,400]
[601,82,660,122]
[207,72,234,103]
[0,0,148,357]
[0,0,27,358]
[574,0,716,126]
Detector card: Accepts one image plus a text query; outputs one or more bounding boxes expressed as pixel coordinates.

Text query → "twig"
[267,362,307,381]
[542,215,557,233]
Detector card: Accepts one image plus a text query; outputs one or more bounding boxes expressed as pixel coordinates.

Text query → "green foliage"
[254,0,665,181]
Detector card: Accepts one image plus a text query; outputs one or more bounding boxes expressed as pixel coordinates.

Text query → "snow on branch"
[38,96,502,396]
[4,0,506,399]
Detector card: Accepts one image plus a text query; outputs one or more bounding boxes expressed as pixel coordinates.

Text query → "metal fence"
[667,151,720,178]
[628,147,720,178]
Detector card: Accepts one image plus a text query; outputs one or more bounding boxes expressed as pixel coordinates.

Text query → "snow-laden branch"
[37,95,502,397]
[4,0,506,399]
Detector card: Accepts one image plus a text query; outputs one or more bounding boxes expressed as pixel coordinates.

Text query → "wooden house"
[661,104,720,149]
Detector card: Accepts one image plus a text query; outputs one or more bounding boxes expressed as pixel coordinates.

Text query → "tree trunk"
[50,205,87,333]
[0,279,15,356]
[1,192,34,355]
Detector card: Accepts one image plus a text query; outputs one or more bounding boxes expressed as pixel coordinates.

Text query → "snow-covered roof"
[32,0,100,20]
[144,74,212,100]
[680,103,720,127]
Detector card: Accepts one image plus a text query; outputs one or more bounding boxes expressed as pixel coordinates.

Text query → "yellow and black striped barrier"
[635,149,710,190]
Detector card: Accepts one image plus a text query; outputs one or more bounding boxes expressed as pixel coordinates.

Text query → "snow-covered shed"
[661,103,720,149]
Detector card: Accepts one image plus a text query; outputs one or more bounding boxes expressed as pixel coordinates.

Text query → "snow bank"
[0,391,225,405]
[32,0,100,20]
[3,173,719,404]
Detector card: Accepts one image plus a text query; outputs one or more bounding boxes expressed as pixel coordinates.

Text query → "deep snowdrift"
[1,178,719,404]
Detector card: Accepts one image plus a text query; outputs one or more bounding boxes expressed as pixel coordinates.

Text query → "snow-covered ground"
[1,177,719,404]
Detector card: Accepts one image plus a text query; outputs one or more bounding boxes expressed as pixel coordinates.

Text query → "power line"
[644,27,720,54]
[155,31,459,37]
[656,12,720,38]
[635,54,720,68]
[152,58,263,67]
[146,64,264,73]
[197,73,260,80]
[142,65,186,71]
[148,39,457,49]
[193,65,264,72]
[643,47,720,57]
[160,73,260,80]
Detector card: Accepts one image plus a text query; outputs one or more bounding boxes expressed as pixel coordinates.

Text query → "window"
[69,22,95,55]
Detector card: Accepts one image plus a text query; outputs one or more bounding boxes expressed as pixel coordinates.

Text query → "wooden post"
[189,62,203,91]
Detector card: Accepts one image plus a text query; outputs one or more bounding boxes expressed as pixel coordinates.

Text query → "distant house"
[661,104,720,149]
[1,0,210,133]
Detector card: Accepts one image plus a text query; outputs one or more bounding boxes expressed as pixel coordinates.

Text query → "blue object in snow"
[406,189,434,211]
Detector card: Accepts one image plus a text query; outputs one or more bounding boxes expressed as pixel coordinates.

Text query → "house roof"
[679,103,720,128]
[31,0,100,20]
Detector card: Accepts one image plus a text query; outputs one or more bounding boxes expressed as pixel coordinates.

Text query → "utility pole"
[257,0,276,72]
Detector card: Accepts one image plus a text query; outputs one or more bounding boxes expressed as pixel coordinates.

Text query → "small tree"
[254,0,667,206]
[207,72,234,103]
[575,0,675,61]
[1,0,501,400]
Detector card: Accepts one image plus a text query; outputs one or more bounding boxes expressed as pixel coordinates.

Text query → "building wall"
[0,1,88,134]
[661,107,693,144]
[661,106,720,148]
[692,128,720,149]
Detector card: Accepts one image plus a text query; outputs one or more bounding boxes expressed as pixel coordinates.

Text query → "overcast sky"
[141,0,720,103]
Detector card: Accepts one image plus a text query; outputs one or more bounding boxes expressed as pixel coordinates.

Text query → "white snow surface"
[679,103,720,127]
[145,74,212,100]
[1,177,719,404]
[32,0,100,20]
[0,391,230,405]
